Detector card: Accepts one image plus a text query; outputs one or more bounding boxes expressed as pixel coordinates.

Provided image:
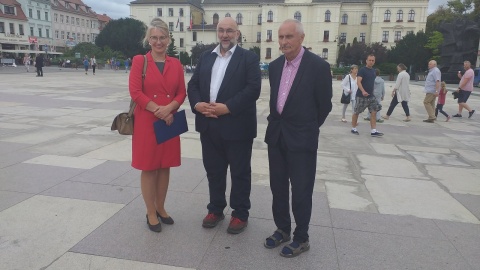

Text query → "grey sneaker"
[351,129,359,135]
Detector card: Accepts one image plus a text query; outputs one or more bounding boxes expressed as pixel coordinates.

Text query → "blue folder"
[153,110,188,144]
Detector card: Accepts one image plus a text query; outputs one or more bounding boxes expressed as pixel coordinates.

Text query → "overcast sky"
[83,0,450,20]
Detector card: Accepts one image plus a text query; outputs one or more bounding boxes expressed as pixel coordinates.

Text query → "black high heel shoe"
[156,211,174,225]
[146,214,162,232]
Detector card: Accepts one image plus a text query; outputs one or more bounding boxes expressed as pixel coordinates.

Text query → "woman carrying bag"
[340,65,358,122]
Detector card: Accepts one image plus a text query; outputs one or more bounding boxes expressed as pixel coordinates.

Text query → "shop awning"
[0,49,63,55]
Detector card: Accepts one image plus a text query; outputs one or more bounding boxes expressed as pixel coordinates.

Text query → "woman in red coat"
[129,18,186,232]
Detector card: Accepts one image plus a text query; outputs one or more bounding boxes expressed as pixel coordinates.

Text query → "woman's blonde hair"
[142,18,169,48]
[350,65,358,72]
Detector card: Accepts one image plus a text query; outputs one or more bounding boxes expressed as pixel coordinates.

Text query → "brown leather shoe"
[227,217,248,234]
[202,213,225,228]
[423,119,435,123]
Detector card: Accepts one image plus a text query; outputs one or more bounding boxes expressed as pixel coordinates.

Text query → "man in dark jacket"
[35,54,44,77]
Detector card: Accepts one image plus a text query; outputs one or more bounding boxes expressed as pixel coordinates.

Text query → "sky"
[82,0,450,20]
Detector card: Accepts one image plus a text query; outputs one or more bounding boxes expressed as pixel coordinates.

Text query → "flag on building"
[176,17,180,28]
[189,12,193,29]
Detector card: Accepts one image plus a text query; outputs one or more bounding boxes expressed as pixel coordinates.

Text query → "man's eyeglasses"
[149,36,168,43]
[217,29,237,35]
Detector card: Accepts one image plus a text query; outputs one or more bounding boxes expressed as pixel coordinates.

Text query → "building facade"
[130,0,429,65]
[50,0,99,52]
[16,0,55,53]
[0,0,30,57]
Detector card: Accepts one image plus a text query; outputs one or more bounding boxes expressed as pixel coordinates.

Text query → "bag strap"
[348,75,351,94]
[127,55,147,116]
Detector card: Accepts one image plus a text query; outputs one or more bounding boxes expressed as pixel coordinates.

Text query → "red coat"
[129,52,186,170]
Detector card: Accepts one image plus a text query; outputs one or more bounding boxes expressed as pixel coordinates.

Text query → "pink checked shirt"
[276,47,305,114]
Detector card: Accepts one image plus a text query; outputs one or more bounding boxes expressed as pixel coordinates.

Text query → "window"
[77,33,80,41]
[193,31,197,41]
[82,19,85,26]
[322,48,328,59]
[30,27,34,36]
[382,31,389,42]
[86,20,89,28]
[180,22,184,31]
[75,4,79,10]
[61,31,64,39]
[325,10,331,22]
[76,18,80,25]
[180,38,184,47]
[340,32,346,43]
[341,14,348,24]
[19,25,24,35]
[82,34,85,41]
[65,2,68,8]
[9,23,14,34]
[213,13,219,24]
[46,29,49,38]
[267,11,273,22]
[258,14,262,25]
[60,15,64,23]
[5,6,15,15]
[257,32,261,42]
[168,8,173,17]
[395,31,402,42]
[157,8,162,17]
[87,35,90,42]
[54,13,58,22]
[29,9,33,18]
[37,10,41,19]
[266,48,271,59]
[267,30,272,41]
[397,10,403,22]
[323,30,329,42]
[384,10,391,22]
[55,30,58,39]
[71,17,75,25]
[408,10,415,21]
[294,11,301,22]
[45,12,49,21]
[406,30,414,35]
[0,22,4,33]
[38,28,42,37]
[66,32,70,39]
[169,22,174,31]
[361,14,367,24]
[236,13,243,25]
[360,32,366,42]
[179,8,184,17]
[225,13,230,17]
[66,16,70,23]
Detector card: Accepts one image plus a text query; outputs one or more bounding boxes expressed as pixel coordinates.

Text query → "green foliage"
[338,42,388,66]
[331,66,351,75]
[425,31,444,63]
[190,42,217,65]
[167,32,178,57]
[387,31,431,72]
[376,63,398,75]
[447,0,474,14]
[179,51,190,65]
[95,18,148,59]
[249,46,260,58]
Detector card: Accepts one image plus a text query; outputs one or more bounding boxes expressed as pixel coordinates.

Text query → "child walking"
[436,81,450,121]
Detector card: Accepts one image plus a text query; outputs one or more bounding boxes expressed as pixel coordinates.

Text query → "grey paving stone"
[334,228,473,270]
[198,219,339,270]
[0,190,34,211]
[108,168,140,187]
[70,192,215,269]
[41,181,141,204]
[169,157,208,192]
[330,209,446,240]
[0,163,83,193]
[452,194,480,220]
[434,220,480,269]
[69,160,133,184]
[0,150,39,169]
[0,141,29,155]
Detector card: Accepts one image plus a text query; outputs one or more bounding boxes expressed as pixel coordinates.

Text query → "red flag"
[189,13,192,29]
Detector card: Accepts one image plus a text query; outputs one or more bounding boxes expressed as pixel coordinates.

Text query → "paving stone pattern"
[0,67,479,270]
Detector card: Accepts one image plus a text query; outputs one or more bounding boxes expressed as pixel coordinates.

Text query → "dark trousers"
[268,134,317,243]
[435,104,449,117]
[200,121,253,221]
[36,67,43,77]
[92,64,96,74]
[386,93,409,116]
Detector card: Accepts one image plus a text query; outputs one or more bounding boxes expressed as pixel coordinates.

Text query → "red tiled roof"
[97,13,111,22]
[0,0,28,21]
[50,0,97,18]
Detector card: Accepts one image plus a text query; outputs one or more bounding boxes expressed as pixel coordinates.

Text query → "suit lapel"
[283,50,310,110]
[271,58,285,111]
[216,47,243,99]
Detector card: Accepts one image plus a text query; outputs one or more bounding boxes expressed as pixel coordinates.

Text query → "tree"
[95,18,148,58]
[190,42,217,65]
[447,0,474,15]
[249,46,260,58]
[167,32,178,57]
[424,31,444,63]
[179,51,190,66]
[387,31,431,73]
[366,42,388,65]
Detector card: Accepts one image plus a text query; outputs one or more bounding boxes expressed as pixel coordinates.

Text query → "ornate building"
[130,0,429,65]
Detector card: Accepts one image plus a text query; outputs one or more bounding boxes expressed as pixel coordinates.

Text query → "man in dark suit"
[35,54,44,77]
[263,19,332,257]
[187,17,261,234]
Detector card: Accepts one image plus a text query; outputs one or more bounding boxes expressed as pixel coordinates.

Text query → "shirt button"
[153,95,157,98]
[167,95,170,98]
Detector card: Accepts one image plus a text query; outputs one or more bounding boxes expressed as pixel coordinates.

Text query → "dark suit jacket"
[265,48,332,152]
[187,46,261,140]
[35,55,44,68]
